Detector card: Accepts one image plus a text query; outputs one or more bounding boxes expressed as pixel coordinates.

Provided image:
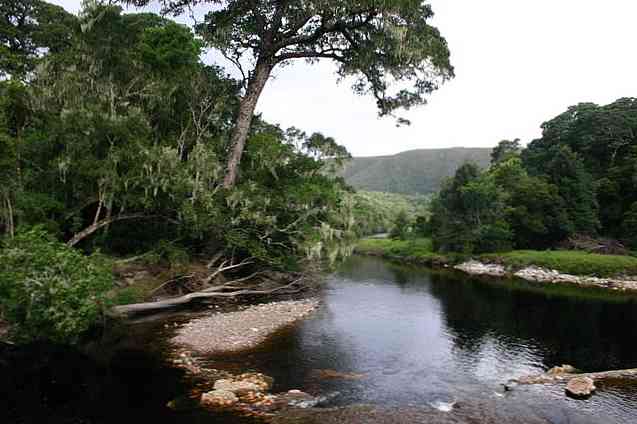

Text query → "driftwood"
[110,278,303,317]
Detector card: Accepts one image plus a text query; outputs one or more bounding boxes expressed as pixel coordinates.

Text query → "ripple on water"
[203,256,637,423]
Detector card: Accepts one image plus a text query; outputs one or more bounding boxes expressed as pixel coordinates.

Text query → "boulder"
[565,377,596,398]
[236,372,274,391]
[213,379,260,395]
[200,389,239,407]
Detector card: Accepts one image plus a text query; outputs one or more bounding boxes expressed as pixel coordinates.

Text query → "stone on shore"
[201,389,239,407]
[565,376,596,398]
[454,260,506,277]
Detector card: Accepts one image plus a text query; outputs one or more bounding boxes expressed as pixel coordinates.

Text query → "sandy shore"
[171,299,319,355]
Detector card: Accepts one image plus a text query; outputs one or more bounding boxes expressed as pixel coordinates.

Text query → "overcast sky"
[52,0,637,157]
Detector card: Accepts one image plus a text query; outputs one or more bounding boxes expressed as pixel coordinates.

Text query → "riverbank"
[356,238,637,292]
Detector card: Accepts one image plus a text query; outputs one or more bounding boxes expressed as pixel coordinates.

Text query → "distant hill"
[340,147,492,195]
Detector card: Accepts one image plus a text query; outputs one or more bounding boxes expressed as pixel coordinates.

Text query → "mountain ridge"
[340,147,492,195]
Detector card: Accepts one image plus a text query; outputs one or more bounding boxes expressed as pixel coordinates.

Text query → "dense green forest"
[340,147,491,195]
[426,100,637,253]
[351,191,429,235]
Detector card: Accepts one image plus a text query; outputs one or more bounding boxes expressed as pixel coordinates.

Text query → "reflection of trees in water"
[427,272,637,371]
[337,255,406,283]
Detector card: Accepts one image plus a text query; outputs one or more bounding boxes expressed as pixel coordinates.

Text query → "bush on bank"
[0,228,113,343]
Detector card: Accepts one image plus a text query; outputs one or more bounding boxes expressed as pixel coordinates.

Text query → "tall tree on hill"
[124,0,454,188]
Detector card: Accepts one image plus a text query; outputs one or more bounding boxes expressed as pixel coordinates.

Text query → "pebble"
[172,299,319,354]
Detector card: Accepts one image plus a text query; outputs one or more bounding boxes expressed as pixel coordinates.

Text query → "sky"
[51,0,637,157]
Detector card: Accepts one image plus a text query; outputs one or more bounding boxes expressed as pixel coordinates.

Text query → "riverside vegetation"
[361,98,637,287]
[0,0,453,344]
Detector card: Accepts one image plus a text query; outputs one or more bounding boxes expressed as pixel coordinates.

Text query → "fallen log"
[110,278,303,317]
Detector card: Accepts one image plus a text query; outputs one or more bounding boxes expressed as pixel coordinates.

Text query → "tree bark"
[4,196,14,238]
[66,213,147,247]
[223,60,273,188]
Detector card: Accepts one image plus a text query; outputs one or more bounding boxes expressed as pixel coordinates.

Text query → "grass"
[356,238,637,278]
[355,237,454,265]
[481,250,637,278]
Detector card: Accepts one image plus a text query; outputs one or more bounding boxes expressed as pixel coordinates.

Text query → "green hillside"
[340,147,492,194]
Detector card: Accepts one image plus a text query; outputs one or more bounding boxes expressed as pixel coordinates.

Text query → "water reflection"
[224,255,637,423]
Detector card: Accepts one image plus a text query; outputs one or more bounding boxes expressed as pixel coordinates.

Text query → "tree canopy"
[431,98,637,253]
[124,0,454,187]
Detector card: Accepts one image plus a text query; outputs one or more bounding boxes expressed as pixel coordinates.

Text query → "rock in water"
[213,378,261,394]
[565,377,596,398]
[547,364,576,375]
[201,389,239,407]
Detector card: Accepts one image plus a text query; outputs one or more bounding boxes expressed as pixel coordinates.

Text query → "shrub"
[389,211,411,240]
[0,227,113,344]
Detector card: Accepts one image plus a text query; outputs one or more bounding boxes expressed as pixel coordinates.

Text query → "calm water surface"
[209,255,637,423]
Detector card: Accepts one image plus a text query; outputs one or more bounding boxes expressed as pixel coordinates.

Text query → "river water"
[5,255,637,423]
[214,255,637,423]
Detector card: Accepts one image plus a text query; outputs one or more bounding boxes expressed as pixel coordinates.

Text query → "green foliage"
[0,227,113,343]
[491,158,572,249]
[413,215,431,237]
[621,203,637,249]
[431,163,512,253]
[389,210,411,240]
[481,250,637,278]
[351,191,429,236]
[178,0,454,121]
[523,98,637,239]
[355,237,454,266]
[0,0,77,79]
[219,124,356,267]
[490,139,521,165]
[543,146,599,234]
[0,2,359,274]
[357,237,433,257]
[340,148,491,195]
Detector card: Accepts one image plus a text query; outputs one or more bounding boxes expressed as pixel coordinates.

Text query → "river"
[5,255,637,423]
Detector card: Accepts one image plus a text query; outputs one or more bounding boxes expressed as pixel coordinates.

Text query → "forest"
[425,98,637,254]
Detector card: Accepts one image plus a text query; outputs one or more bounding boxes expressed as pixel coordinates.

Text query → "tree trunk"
[223,60,273,189]
[4,196,14,238]
[66,213,147,247]
[110,278,301,317]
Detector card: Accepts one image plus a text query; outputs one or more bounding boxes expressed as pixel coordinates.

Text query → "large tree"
[126,0,454,187]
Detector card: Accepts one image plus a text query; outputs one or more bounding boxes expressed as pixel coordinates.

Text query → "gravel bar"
[171,299,319,355]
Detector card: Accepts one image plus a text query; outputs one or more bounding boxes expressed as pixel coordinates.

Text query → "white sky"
[51,0,637,156]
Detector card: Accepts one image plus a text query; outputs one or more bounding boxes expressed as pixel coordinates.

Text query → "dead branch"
[110,278,304,317]
[148,274,195,297]
[203,257,254,284]
[206,251,225,269]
